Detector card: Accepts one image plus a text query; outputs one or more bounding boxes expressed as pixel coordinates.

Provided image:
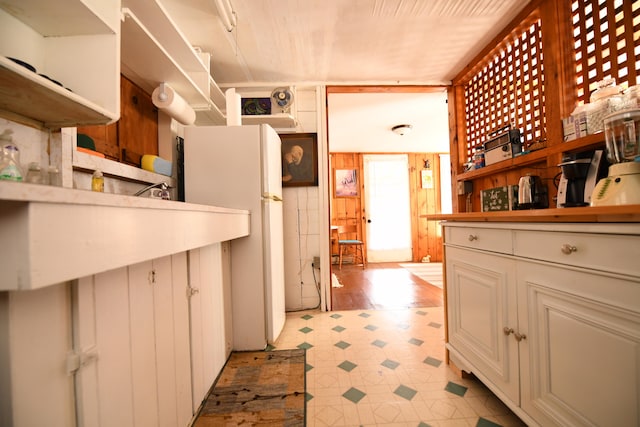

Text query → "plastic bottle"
[91,169,104,192]
[0,129,24,182]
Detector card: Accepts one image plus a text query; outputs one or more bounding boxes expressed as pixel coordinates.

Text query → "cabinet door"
[74,255,193,427]
[2,284,75,427]
[189,243,228,411]
[446,246,519,403]
[518,261,640,427]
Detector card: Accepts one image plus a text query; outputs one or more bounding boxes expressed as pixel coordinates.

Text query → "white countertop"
[0,181,250,291]
[0,180,244,213]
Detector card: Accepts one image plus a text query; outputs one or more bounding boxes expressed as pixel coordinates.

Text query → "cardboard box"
[562,113,587,141]
[481,185,518,212]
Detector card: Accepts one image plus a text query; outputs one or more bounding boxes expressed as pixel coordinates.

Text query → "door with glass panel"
[363,154,412,262]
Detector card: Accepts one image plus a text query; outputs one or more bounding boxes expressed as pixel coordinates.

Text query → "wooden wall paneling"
[119,76,158,162]
[77,123,119,160]
[330,153,365,264]
[331,152,445,263]
[409,153,443,262]
[449,85,467,212]
[430,154,443,261]
[409,154,420,261]
[77,76,158,164]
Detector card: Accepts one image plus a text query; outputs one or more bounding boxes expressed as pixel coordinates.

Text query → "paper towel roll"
[152,83,196,126]
[225,87,242,126]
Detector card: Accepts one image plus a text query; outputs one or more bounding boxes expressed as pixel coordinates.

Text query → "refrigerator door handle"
[262,193,283,202]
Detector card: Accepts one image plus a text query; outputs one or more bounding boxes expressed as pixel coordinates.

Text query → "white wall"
[280,87,325,311]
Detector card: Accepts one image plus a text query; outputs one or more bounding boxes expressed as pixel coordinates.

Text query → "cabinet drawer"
[445,226,512,254]
[514,230,640,277]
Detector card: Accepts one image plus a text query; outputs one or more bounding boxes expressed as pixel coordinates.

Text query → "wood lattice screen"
[572,0,640,104]
[463,12,545,162]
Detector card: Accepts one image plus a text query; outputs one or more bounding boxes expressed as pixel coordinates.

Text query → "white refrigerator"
[183,124,286,351]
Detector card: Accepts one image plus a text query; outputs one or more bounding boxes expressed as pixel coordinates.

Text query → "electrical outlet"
[313,256,321,268]
[457,180,473,195]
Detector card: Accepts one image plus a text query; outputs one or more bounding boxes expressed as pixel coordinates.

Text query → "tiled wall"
[283,185,322,310]
[282,87,323,311]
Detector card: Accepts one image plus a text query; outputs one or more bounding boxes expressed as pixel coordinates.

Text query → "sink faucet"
[134,182,170,198]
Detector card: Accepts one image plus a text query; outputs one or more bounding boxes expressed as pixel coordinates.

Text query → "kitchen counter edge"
[422,205,640,223]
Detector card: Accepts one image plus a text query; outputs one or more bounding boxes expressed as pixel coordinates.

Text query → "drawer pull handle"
[514,332,527,342]
[468,234,478,241]
[503,327,514,336]
[561,244,577,255]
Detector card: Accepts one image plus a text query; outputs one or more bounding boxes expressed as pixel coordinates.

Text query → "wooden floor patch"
[194,349,306,426]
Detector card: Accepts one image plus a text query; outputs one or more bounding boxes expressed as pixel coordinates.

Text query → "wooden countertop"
[422,205,640,223]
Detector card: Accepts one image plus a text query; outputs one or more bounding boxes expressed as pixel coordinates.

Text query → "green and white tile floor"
[273,307,527,427]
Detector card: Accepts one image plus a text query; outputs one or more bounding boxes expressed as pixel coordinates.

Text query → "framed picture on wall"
[280,133,319,187]
[335,169,358,197]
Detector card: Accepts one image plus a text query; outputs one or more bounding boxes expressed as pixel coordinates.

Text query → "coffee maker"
[557,150,607,207]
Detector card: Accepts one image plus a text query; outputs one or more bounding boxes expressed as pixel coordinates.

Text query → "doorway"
[363,154,412,262]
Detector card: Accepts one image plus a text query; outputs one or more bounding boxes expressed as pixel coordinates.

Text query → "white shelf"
[242,113,298,128]
[72,148,176,186]
[0,0,119,36]
[122,0,208,75]
[0,2,120,128]
[0,181,249,291]
[120,4,226,125]
[0,57,118,127]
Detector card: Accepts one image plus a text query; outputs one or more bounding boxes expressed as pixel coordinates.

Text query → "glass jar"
[0,129,24,182]
[91,169,104,192]
[25,162,45,184]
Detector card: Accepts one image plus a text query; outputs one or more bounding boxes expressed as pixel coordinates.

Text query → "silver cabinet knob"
[503,327,514,336]
[561,244,577,255]
[468,235,478,241]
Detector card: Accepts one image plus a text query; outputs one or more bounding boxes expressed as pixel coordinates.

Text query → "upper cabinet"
[120,0,225,125]
[0,0,121,128]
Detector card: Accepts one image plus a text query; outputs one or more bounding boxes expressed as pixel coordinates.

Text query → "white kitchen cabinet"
[515,236,640,427]
[444,222,640,427]
[0,0,120,127]
[188,243,233,412]
[445,246,519,404]
[0,283,75,427]
[0,182,249,291]
[73,253,193,427]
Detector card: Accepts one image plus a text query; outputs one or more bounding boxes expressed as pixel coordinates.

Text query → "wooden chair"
[337,225,366,270]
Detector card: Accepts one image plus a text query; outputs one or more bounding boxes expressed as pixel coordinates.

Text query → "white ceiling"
[328,91,450,153]
[161,0,531,86]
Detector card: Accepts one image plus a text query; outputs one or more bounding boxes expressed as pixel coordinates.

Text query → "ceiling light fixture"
[392,124,413,136]
[213,0,237,32]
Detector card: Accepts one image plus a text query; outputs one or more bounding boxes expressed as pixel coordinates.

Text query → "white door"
[363,154,412,262]
[261,124,283,199]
